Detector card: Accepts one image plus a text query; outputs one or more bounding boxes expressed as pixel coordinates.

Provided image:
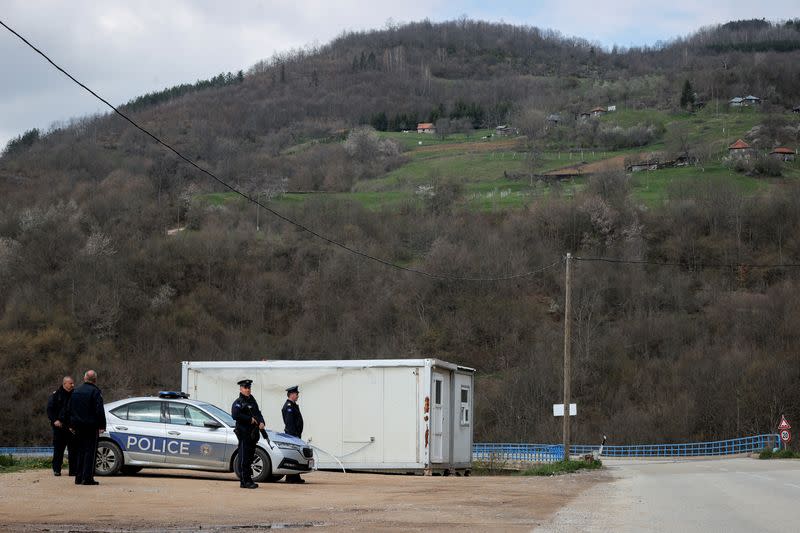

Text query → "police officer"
[231,379,265,489]
[67,370,106,486]
[281,385,305,484]
[47,375,76,477]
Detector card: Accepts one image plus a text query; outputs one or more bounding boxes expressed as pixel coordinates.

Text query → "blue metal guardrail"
[0,447,54,457]
[473,443,565,463]
[473,434,780,463]
[3,434,781,462]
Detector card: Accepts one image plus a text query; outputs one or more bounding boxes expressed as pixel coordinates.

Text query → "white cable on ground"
[308,440,375,474]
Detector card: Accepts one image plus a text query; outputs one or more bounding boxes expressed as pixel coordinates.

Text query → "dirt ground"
[0,468,606,531]
[541,154,629,177]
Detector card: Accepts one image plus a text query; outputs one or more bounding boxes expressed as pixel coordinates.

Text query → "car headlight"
[275,441,303,452]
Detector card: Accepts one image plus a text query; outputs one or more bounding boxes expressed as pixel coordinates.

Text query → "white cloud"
[0,0,796,148]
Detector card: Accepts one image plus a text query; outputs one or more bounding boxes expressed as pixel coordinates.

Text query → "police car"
[95,392,314,482]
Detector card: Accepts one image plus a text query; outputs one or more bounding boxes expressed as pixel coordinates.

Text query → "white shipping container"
[181,359,475,474]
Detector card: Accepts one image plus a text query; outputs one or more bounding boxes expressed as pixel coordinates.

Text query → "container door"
[431,372,449,463]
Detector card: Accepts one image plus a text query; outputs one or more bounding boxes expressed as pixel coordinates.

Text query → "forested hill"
[1,19,800,446]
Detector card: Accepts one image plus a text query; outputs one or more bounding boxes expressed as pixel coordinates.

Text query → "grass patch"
[470,458,519,476]
[0,454,53,473]
[378,129,496,150]
[759,448,799,459]
[521,458,602,476]
[195,192,242,206]
[630,165,768,206]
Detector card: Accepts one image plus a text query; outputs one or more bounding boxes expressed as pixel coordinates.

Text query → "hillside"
[1,19,800,446]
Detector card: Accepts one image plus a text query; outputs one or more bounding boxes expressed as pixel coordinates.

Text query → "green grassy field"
[629,165,768,205]
[194,106,797,213]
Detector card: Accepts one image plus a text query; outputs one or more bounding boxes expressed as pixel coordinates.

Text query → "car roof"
[105,397,215,409]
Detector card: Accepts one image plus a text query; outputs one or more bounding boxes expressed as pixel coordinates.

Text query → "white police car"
[95,392,313,482]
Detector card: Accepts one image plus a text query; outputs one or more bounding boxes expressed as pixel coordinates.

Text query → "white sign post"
[553,403,577,417]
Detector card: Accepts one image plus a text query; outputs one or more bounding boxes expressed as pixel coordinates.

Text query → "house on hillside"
[626,158,660,172]
[728,139,753,159]
[743,95,761,106]
[417,123,436,134]
[729,97,744,107]
[770,147,796,161]
[495,124,512,136]
[546,114,562,126]
[578,111,591,121]
[590,107,606,117]
[793,106,800,114]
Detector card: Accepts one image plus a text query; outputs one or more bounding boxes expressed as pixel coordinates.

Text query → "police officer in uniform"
[47,375,76,477]
[67,370,106,486]
[281,385,305,484]
[231,379,265,489]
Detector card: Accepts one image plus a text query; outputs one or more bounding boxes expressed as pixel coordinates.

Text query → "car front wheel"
[95,440,123,476]
[233,447,272,483]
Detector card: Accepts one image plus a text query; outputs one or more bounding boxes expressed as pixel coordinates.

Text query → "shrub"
[521,458,602,476]
[752,155,783,177]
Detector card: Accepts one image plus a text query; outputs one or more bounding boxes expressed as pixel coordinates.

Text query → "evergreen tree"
[680,79,696,110]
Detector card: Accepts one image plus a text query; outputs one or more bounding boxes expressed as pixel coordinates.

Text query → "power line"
[575,256,800,269]
[0,19,560,283]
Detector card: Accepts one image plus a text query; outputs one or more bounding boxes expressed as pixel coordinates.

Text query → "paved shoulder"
[538,457,800,533]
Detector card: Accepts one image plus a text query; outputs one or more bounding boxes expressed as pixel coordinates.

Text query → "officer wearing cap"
[231,379,265,489]
[281,385,305,484]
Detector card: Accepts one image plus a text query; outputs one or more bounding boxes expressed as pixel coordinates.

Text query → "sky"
[0,1,796,149]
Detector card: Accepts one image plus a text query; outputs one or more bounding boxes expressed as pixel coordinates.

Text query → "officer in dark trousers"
[281,385,305,484]
[67,370,106,486]
[231,379,265,489]
[47,375,76,476]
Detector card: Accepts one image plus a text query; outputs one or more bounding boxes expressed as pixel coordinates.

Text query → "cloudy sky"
[0,1,795,148]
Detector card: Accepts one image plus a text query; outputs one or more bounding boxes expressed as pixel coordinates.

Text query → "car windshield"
[196,402,236,427]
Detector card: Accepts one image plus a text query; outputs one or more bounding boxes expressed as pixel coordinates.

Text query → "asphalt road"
[539,456,800,532]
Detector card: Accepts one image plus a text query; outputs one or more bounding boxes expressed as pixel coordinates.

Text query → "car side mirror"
[204,421,223,429]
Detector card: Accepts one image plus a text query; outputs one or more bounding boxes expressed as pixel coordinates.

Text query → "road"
[539,456,800,532]
[0,468,601,531]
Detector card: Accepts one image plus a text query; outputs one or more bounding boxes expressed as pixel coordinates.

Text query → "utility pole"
[562,252,573,461]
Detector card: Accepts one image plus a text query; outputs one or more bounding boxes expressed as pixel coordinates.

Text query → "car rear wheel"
[95,440,123,476]
[233,447,272,483]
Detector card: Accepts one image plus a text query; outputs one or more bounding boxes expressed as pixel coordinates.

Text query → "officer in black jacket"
[67,370,106,486]
[281,385,305,484]
[47,376,76,476]
[231,379,265,489]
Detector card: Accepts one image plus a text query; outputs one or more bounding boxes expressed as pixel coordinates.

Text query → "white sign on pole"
[553,403,577,417]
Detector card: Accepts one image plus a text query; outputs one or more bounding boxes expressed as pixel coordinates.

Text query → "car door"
[164,402,229,467]
[108,401,166,464]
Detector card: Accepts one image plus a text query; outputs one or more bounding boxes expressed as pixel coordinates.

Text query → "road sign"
[778,415,791,430]
[780,430,791,443]
[553,403,577,417]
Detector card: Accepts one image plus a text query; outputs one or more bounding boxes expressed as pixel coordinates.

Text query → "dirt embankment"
[0,468,606,531]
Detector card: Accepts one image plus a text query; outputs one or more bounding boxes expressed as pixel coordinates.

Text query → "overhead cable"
[575,256,800,269]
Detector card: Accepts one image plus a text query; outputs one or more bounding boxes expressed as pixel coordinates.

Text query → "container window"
[460,386,470,426]
[434,379,442,405]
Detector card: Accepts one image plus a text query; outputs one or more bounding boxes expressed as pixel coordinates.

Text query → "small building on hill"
[590,107,606,117]
[546,114,562,126]
[729,97,744,107]
[743,95,761,105]
[495,124,512,136]
[728,139,753,158]
[417,123,436,134]
[793,106,800,114]
[770,147,796,161]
